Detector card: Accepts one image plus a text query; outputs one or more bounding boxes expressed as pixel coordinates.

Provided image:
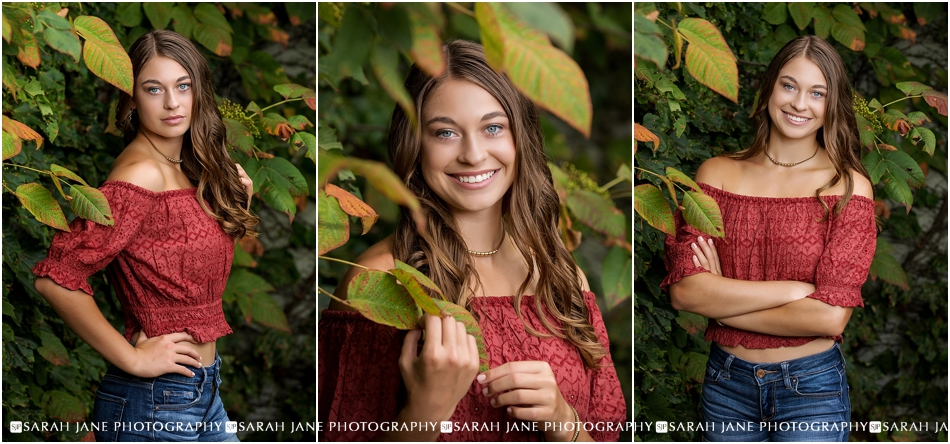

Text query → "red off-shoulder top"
[318,291,626,441]
[32,181,234,343]
[662,182,876,349]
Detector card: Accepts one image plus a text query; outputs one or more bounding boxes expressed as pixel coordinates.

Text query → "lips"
[162,115,185,124]
[782,111,812,125]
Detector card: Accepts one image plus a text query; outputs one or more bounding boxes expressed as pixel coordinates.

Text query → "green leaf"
[371,41,416,126]
[251,293,290,332]
[677,18,738,103]
[633,184,675,237]
[390,269,441,316]
[811,5,834,39]
[50,164,89,186]
[675,311,707,335]
[855,114,877,149]
[69,185,114,226]
[406,5,446,77]
[433,299,489,372]
[38,330,69,366]
[634,17,668,71]
[37,10,72,30]
[762,3,787,25]
[682,190,724,238]
[868,238,909,289]
[15,183,70,231]
[616,164,632,182]
[318,122,343,151]
[665,167,700,192]
[905,111,931,126]
[680,352,708,383]
[222,268,275,306]
[346,270,421,330]
[321,6,373,87]
[915,127,936,156]
[505,2,575,54]
[886,150,926,187]
[862,149,885,184]
[832,4,866,30]
[223,118,255,154]
[374,4,412,52]
[260,157,308,197]
[318,191,349,255]
[393,260,444,300]
[193,3,233,32]
[567,189,626,240]
[43,390,85,423]
[171,5,198,40]
[476,2,592,137]
[193,23,232,56]
[273,83,312,100]
[286,2,316,26]
[2,130,20,161]
[788,2,814,30]
[74,16,134,95]
[830,22,865,51]
[143,3,173,30]
[882,170,913,213]
[601,247,631,311]
[115,3,143,28]
[895,81,932,96]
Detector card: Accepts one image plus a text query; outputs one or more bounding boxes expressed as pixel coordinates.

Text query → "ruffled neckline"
[101,180,197,197]
[699,182,873,205]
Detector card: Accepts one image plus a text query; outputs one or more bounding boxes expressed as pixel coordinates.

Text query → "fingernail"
[708,238,714,245]
[691,243,697,248]
[490,398,496,406]
[199,363,203,368]
[507,407,512,414]
[693,255,698,261]
[482,387,488,396]
[191,372,195,377]
[476,374,486,383]
[698,236,704,242]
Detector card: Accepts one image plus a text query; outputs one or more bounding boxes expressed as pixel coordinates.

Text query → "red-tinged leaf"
[855,114,877,149]
[432,299,489,372]
[222,118,255,155]
[830,22,865,51]
[666,166,700,192]
[265,26,289,47]
[672,25,684,69]
[922,89,948,116]
[371,42,416,126]
[601,247,631,311]
[407,10,445,77]
[905,111,931,126]
[287,115,313,131]
[868,238,909,289]
[895,81,931,96]
[74,16,133,95]
[877,143,897,151]
[567,189,626,240]
[43,390,85,423]
[251,293,290,332]
[16,29,41,68]
[318,191,349,255]
[390,269,441,316]
[2,130,20,160]
[2,13,11,43]
[558,203,581,252]
[393,259,444,299]
[873,199,891,220]
[69,185,114,226]
[49,164,89,185]
[634,123,660,151]
[192,23,232,57]
[346,270,421,330]
[274,83,311,100]
[675,311,707,335]
[682,190,724,238]
[302,89,316,110]
[476,3,592,138]
[345,157,426,232]
[2,115,44,149]
[15,183,70,231]
[898,26,916,44]
[634,184,675,237]
[880,9,906,25]
[678,18,738,103]
[325,183,378,235]
[38,330,69,366]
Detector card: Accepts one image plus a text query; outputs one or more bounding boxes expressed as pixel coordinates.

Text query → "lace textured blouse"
[32,181,234,343]
[662,182,876,349]
[318,291,626,441]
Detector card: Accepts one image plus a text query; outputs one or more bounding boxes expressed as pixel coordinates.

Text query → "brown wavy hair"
[116,30,258,238]
[729,35,870,217]
[387,40,607,368]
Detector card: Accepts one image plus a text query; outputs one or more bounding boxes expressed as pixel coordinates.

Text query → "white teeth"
[456,170,496,183]
[785,112,809,123]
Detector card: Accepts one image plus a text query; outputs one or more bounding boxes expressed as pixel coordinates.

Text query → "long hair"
[388,40,607,368]
[116,30,258,238]
[729,35,870,217]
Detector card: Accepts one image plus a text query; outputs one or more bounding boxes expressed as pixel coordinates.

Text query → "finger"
[484,373,543,397]
[455,322,468,356]
[174,352,202,370]
[691,243,710,270]
[175,344,202,364]
[468,334,479,369]
[506,406,549,423]
[696,236,715,264]
[441,314,457,349]
[491,388,543,409]
[163,332,197,344]
[173,365,197,378]
[707,238,722,275]
[420,315,442,354]
[692,254,701,268]
[400,329,422,365]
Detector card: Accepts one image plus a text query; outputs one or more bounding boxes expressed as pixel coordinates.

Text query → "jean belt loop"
[835,343,846,368]
[722,354,735,380]
[781,361,792,389]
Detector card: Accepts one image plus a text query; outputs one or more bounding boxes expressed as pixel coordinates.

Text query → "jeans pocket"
[791,365,842,398]
[704,362,725,385]
[154,381,202,411]
[92,390,126,442]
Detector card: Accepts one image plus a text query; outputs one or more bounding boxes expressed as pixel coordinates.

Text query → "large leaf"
[69,185,113,226]
[390,269,441,316]
[567,189,626,240]
[222,268,275,307]
[321,6,372,87]
[666,166,700,192]
[922,89,948,116]
[171,5,198,39]
[15,183,69,231]
[914,127,936,156]
[143,3,173,30]
[325,183,378,235]
[273,83,312,100]
[43,391,85,423]
[432,299,489,373]
[371,42,416,126]
[682,190,724,238]
[407,7,446,77]
[476,3,592,137]
[505,3,574,53]
[895,81,932,96]
[868,238,909,289]
[761,3,787,25]
[2,130,20,160]
[634,123,660,152]
[318,191,349,255]
[601,247,631,311]
[251,293,290,332]
[787,2,814,30]
[633,184,674,237]
[675,311,707,335]
[634,12,667,70]
[346,157,425,230]
[192,23,232,56]
[393,260,444,300]
[811,5,834,40]
[193,3,233,32]
[43,27,81,62]
[855,114,877,149]
[50,164,88,186]
[346,270,420,330]
[882,170,913,213]
[38,330,69,366]
[222,118,255,155]
[677,18,738,103]
[2,115,44,149]
[830,22,865,51]
[16,29,41,68]
[115,3,143,27]
[74,16,133,95]
[680,352,708,383]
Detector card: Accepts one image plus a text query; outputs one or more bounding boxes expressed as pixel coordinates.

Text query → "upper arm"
[328,236,397,311]
[107,160,165,192]
[851,170,873,200]
[575,266,590,292]
[694,156,731,189]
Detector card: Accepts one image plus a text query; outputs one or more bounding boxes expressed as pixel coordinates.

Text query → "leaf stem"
[600,176,627,191]
[317,286,351,306]
[446,2,475,17]
[318,255,369,270]
[881,95,922,108]
[654,17,677,32]
[2,163,48,175]
[259,98,303,113]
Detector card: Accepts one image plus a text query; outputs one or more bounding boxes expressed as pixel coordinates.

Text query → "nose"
[790,91,807,112]
[458,135,488,165]
[165,91,180,110]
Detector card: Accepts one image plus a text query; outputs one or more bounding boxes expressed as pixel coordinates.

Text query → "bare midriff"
[719,338,835,363]
[130,331,217,366]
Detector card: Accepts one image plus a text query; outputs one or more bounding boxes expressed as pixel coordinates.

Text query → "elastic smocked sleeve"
[582,291,626,442]
[32,182,158,296]
[807,198,876,307]
[660,209,709,291]
[318,310,406,442]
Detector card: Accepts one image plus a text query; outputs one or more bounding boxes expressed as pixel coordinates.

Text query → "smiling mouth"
[783,111,811,123]
[451,169,497,183]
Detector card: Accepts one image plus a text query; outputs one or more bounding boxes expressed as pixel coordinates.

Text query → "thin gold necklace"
[468,229,506,257]
[142,131,183,164]
[764,142,819,167]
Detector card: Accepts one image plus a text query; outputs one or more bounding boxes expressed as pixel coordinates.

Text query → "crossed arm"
[669,236,852,337]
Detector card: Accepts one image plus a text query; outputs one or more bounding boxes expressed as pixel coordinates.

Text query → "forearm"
[35,277,137,372]
[669,273,814,318]
[371,403,443,442]
[718,298,853,337]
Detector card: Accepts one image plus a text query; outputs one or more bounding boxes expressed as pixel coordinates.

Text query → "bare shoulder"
[328,236,396,311]
[694,156,738,188]
[850,170,873,200]
[107,149,166,192]
[575,265,591,292]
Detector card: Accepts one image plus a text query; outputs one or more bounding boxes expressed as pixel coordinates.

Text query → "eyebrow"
[141,75,191,86]
[425,111,508,126]
[780,75,826,89]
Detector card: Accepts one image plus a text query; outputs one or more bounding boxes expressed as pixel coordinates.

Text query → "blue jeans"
[701,343,851,442]
[91,353,240,442]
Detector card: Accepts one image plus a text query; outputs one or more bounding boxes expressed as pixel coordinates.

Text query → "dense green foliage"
[634,3,948,441]
[318,2,633,439]
[2,2,316,441]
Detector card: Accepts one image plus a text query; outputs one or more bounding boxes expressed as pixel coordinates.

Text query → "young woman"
[32,30,256,442]
[662,36,876,442]
[319,40,626,441]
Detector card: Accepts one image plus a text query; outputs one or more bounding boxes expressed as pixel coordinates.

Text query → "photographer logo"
[9,422,22,433]
[441,421,453,433]
[226,421,238,434]
[655,421,668,433]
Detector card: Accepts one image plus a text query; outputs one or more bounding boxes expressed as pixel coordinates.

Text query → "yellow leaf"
[634,123,661,150]
[325,183,379,235]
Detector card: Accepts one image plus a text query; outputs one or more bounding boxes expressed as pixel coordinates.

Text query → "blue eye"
[178,84,191,91]
[783,84,795,91]
[435,129,456,140]
[147,87,161,94]
[485,124,503,136]
[812,91,824,98]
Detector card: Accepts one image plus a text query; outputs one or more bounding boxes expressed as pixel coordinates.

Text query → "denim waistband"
[709,342,844,388]
[106,352,222,386]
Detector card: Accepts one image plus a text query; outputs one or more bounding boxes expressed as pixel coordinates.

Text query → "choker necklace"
[467,229,506,257]
[764,142,819,167]
[142,131,183,164]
